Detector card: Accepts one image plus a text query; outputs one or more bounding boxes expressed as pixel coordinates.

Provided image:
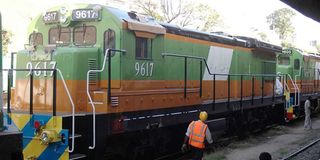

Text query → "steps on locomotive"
[88,90,119,107]
[63,114,89,160]
[89,90,107,106]
[69,133,82,139]
[69,133,87,160]
[69,153,87,160]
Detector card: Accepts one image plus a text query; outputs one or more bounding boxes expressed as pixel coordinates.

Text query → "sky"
[1,0,320,53]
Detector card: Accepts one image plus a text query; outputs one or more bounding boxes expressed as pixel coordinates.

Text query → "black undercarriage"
[62,94,295,160]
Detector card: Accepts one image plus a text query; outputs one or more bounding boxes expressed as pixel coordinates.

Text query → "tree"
[133,0,221,32]
[257,32,268,42]
[316,44,320,53]
[1,29,13,55]
[266,8,296,47]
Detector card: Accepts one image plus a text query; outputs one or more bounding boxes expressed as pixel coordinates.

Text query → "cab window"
[104,29,115,50]
[294,59,300,70]
[74,26,96,46]
[278,56,290,65]
[29,32,43,45]
[136,37,152,59]
[49,27,71,45]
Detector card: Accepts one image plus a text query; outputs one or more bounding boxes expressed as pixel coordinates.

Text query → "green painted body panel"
[277,48,317,81]
[17,4,123,81]
[16,4,277,84]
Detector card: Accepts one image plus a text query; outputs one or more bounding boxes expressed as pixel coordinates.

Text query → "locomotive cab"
[12,4,123,114]
[277,48,320,120]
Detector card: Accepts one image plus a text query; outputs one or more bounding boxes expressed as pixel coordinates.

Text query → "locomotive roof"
[97,6,283,53]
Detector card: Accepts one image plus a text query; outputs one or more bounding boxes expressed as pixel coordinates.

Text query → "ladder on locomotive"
[282,73,300,121]
[86,48,126,151]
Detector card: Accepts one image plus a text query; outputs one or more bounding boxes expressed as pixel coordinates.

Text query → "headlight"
[40,132,51,144]
[39,130,60,144]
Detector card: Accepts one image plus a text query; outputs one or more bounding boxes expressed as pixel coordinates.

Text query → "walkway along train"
[2,4,320,160]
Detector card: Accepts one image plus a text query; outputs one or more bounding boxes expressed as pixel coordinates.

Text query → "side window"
[294,59,300,70]
[104,29,115,51]
[29,32,43,45]
[135,37,151,59]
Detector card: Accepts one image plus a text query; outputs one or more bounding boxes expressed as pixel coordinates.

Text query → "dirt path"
[205,115,320,160]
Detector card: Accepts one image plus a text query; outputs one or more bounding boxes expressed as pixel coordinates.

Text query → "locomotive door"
[100,29,121,89]
[262,61,276,96]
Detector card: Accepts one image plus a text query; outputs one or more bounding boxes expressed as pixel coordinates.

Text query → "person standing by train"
[304,97,312,130]
[181,111,213,160]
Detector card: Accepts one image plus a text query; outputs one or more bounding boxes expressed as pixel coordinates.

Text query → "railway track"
[156,124,278,160]
[154,136,236,160]
[282,137,320,160]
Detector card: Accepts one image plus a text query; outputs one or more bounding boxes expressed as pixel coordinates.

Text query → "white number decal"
[43,61,47,77]
[26,61,57,77]
[75,10,97,19]
[43,12,57,22]
[134,62,154,77]
[135,63,140,76]
[81,11,87,19]
[48,61,57,76]
[34,62,42,76]
[141,63,146,76]
[75,11,81,19]
[26,62,32,76]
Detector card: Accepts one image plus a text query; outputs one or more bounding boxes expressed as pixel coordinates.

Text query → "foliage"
[1,29,13,55]
[316,44,320,53]
[281,41,295,48]
[133,0,221,32]
[257,32,268,42]
[266,8,296,47]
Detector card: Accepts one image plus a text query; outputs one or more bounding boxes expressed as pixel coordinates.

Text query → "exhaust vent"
[88,59,98,86]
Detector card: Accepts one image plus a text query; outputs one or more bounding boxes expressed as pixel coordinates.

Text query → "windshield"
[49,27,71,45]
[29,32,43,46]
[74,25,96,46]
[278,56,290,65]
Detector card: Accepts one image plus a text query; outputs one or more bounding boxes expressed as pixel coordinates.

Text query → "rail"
[282,137,320,160]
[4,68,76,152]
[86,48,126,150]
[161,53,283,109]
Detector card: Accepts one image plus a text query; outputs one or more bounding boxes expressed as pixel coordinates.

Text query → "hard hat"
[199,111,208,122]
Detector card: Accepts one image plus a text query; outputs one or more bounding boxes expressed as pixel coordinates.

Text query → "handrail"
[162,53,283,107]
[162,53,284,77]
[295,66,302,106]
[286,74,299,106]
[56,68,75,153]
[3,68,76,152]
[86,48,125,150]
[282,75,290,109]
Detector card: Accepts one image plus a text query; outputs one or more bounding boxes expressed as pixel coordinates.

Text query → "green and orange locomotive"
[277,48,320,120]
[2,3,319,160]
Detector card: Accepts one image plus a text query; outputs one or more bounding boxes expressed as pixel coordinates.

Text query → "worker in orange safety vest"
[181,111,213,160]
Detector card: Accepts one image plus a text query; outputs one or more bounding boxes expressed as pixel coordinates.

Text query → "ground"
[204,114,320,160]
